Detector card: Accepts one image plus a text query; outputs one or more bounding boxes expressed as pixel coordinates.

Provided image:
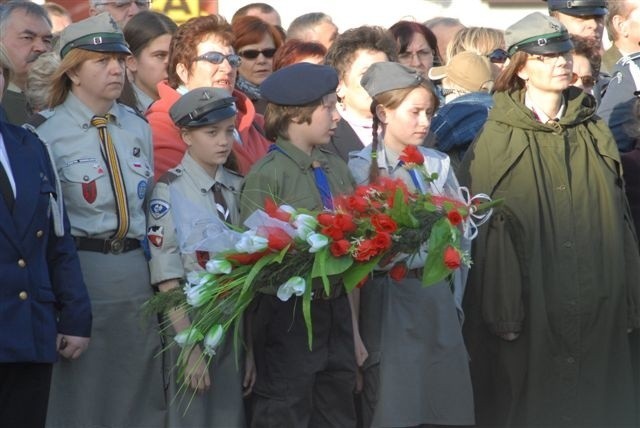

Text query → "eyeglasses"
[528,51,572,65]
[194,52,242,68]
[238,48,277,60]
[398,49,433,62]
[573,73,596,89]
[487,48,509,64]
[94,0,151,10]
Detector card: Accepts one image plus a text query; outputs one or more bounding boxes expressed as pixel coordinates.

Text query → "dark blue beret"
[260,63,338,106]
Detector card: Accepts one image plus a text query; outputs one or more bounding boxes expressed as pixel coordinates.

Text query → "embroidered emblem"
[149,199,170,219]
[137,180,147,199]
[147,225,164,248]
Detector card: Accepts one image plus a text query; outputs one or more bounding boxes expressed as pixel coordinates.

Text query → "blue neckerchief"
[398,160,425,195]
[268,144,334,210]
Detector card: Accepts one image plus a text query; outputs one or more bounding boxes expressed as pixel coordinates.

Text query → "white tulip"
[205,259,232,275]
[276,276,306,301]
[307,233,329,253]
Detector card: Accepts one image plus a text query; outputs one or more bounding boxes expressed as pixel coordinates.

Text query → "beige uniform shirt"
[147,152,242,285]
[35,93,153,239]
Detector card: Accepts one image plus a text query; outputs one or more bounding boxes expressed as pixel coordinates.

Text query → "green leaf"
[303,273,313,349]
[421,219,454,286]
[311,246,331,295]
[389,189,419,228]
[343,255,383,292]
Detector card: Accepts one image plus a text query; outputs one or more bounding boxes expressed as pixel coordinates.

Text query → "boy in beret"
[239,62,359,427]
[147,87,247,426]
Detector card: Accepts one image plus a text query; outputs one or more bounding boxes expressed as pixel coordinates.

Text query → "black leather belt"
[74,237,141,254]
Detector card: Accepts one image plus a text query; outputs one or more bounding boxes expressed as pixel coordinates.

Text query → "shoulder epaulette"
[157,168,182,185]
[118,102,148,123]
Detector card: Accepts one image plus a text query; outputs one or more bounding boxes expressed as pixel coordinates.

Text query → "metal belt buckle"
[109,238,124,254]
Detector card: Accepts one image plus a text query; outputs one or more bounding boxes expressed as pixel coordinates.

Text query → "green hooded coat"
[460,87,640,427]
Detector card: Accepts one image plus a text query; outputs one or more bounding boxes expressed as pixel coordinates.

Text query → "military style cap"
[361,62,427,99]
[170,87,237,128]
[260,63,338,106]
[505,12,573,56]
[545,0,607,17]
[58,13,131,58]
[428,52,493,92]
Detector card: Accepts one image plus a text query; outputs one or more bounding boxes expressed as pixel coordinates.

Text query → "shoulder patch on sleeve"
[149,199,170,219]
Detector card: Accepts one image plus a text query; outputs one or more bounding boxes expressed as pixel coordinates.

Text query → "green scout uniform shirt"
[240,137,355,221]
[460,87,640,427]
[35,92,153,240]
[148,152,242,286]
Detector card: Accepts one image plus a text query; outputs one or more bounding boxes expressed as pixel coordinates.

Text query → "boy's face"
[183,115,236,174]
[337,49,388,119]
[294,93,340,147]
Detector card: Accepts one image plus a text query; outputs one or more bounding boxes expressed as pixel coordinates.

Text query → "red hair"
[167,15,234,89]
[273,39,327,70]
[231,15,283,52]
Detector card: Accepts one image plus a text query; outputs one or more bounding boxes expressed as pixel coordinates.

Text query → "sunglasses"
[237,48,277,60]
[194,52,242,68]
[573,73,596,88]
[487,49,509,64]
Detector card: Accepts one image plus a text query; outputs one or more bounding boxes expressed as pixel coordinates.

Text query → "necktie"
[91,115,129,239]
[311,160,333,210]
[0,162,14,212]
[398,160,425,195]
[212,182,229,221]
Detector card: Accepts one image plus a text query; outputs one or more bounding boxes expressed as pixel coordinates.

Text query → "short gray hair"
[0,1,51,38]
[287,12,333,40]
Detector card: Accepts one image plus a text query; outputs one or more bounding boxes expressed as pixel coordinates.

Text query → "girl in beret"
[348,61,474,428]
[460,12,640,427]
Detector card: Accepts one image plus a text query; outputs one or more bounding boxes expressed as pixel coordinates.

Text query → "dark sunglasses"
[573,73,596,88]
[487,48,509,64]
[194,52,242,68]
[238,48,277,60]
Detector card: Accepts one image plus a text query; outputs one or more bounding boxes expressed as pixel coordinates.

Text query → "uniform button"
[18,291,28,300]
[566,356,575,364]
[557,185,567,191]
[17,259,26,268]
[175,168,182,173]
[201,188,207,193]
[563,241,573,248]
[145,171,150,177]
[83,175,90,182]
[36,230,44,238]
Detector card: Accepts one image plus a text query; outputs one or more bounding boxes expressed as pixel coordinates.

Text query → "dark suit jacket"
[0,120,91,363]
[326,117,365,163]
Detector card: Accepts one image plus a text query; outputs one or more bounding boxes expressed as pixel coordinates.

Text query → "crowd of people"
[0,0,639,427]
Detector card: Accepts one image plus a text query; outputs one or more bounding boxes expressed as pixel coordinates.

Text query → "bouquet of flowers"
[146,145,499,382]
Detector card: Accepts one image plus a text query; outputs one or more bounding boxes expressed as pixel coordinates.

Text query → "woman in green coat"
[460,12,640,427]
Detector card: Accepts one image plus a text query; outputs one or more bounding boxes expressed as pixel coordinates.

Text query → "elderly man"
[602,0,640,73]
[88,0,150,28]
[0,2,52,125]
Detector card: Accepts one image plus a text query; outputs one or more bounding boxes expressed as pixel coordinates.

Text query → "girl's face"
[237,33,277,86]
[126,33,172,99]
[379,86,436,153]
[517,51,573,94]
[69,53,126,104]
[183,115,236,176]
